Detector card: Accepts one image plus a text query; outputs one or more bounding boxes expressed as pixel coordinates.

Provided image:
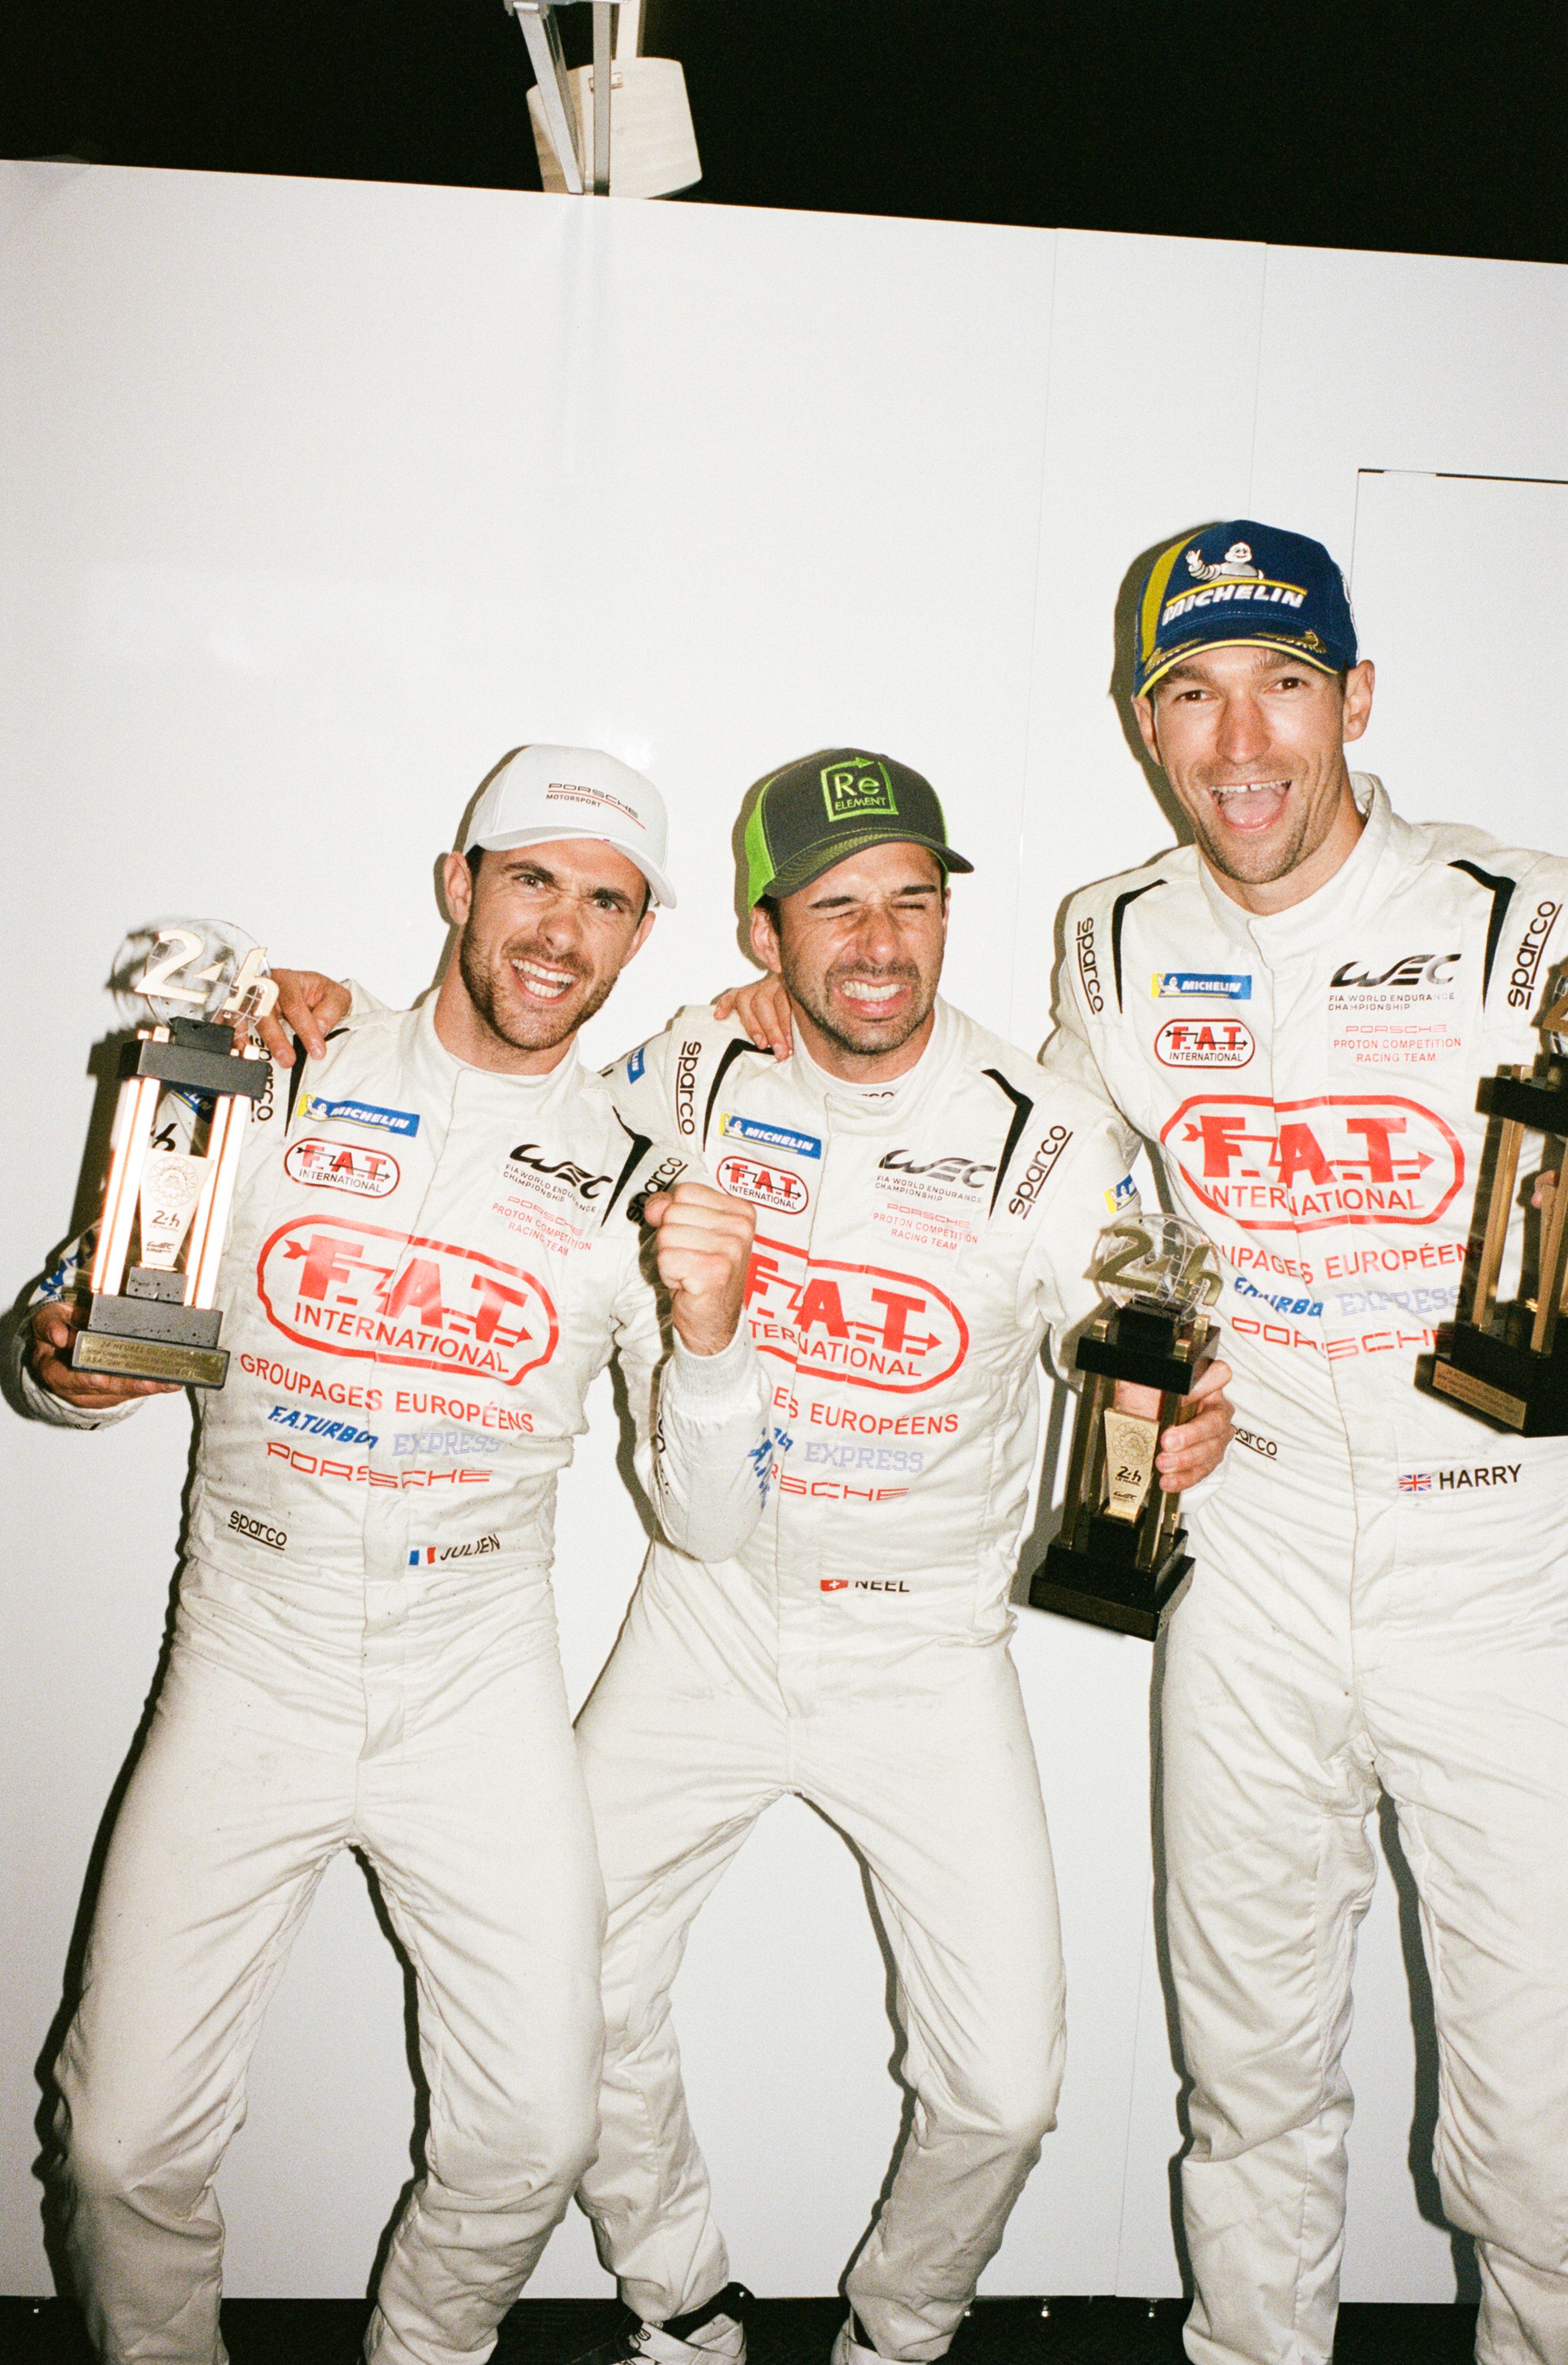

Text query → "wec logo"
[257,1217,558,1384]
[744,1235,968,1394]
[717,1154,811,1215]
[1160,1094,1464,1233]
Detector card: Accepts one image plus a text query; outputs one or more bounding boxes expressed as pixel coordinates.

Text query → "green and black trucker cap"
[743,748,973,906]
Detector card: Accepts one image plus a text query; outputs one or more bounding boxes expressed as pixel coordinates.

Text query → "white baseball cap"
[465,744,677,908]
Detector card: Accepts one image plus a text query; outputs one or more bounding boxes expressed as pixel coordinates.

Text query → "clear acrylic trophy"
[70,922,278,1390]
[1028,1213,1221,1640]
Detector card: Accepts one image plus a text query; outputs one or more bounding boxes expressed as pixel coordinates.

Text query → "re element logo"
[1161,1094,1464,1233]
[257,1216,559,1384]
[821,756,898,826]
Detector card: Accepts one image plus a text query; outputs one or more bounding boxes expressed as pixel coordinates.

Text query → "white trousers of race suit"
[1165,1419,1568,2365]
[574,1553,1064,2365]
[54,1549,605,2365]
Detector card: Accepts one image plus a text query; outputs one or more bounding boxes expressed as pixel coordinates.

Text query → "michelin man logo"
[1186,539,1263,582]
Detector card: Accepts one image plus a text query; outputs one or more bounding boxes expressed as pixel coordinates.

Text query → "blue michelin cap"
[1134,519,1357,697]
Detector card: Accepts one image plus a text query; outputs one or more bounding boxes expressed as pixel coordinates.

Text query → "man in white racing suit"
[1037,523,1568,2364]
[575,752,1234,2365]
[19,745,771,2365]
[273,747,1235,2365]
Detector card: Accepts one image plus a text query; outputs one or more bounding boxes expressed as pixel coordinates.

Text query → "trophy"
[70,921,278,1390]
[1419,973,1568,1435]
[1028,1213,1221,1640]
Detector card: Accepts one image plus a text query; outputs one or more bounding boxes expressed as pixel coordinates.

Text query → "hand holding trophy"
[1420,966,1568,1434]
[1029,1212,1222,1639]
[70,922,278,1390]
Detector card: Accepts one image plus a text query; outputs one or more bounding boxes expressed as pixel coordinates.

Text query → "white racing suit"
[19,999,769,2365]
[1043,777,1568,2365]
[575,997,1144,2362]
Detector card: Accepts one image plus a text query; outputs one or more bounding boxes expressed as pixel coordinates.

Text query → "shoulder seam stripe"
[604,1121,654,1224]
[702,1035,773,1150]
[1110,880,1164,1010]
[1450,859,1517,998]
[981,1068,1035,1215]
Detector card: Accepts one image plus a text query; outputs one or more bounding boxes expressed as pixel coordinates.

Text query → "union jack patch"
[1399,1472,1431,1494]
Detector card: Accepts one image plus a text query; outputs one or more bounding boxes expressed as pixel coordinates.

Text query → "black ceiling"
[9,1,1567,265]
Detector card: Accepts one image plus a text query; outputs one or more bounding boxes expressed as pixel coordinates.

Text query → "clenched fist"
[644,1181,756,1358]
[30,1300,180,1412]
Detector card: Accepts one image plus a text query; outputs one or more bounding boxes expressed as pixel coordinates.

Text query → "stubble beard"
[781,953,936,1061]
[457,928,615,1055]
[1184,767,1347,889]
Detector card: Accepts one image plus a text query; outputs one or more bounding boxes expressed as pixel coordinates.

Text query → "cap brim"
[1138,630,1343,697]
[761,830,972,902]
[469,823,676,908]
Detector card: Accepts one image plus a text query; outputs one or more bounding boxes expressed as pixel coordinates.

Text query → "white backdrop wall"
[2,161,1565,2305]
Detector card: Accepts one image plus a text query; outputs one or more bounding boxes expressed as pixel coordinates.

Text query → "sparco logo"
[674,1039,701,1134]
[1234,1427,1277,1459]
[1330,954,1459,990]
[229,1509,287,1551]
[257,1216,559,1385]
[628,1153,687,1224]
[1007,1124,1073,1218]
[1507,902,1562,1010]
[506,1144,613,1199]
[744,1235,969,1394]
[1155,1017,1255,1070]
[879,1149,995,1189]
[717,1154,811,1215]
[1160,1093,1464,1233]
[1075,916,1103,1015]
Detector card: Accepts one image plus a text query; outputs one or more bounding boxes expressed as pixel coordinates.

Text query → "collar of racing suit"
[395,991,586,1118]
[780,997,960,1135]
[1195,772,1406,964]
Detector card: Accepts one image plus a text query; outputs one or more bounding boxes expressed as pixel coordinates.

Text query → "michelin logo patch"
[298,1093,420,1140]
[1152,972,1253,1001]
[1104,1173,1139,1215]
[718,1111,823,1160]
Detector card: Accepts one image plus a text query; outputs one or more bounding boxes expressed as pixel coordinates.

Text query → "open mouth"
[835,975,912,1019]
[1208,779,1292,834]
[509,955,582,1005]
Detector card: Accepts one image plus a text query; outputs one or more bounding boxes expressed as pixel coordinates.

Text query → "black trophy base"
[1419,1322,1568,1437]
[73,1273,228,1389]
[1027,1526,1193,1641]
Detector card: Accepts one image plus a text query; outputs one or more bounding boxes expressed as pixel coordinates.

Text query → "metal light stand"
[507,0,618,195]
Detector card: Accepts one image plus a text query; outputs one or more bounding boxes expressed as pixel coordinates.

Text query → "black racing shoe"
[569,2285,753,2365]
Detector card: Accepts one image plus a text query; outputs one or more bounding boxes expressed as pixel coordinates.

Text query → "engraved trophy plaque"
[70,922,278,1389]
[1419,973,1568,1435]
[1028,1213,1221,1640]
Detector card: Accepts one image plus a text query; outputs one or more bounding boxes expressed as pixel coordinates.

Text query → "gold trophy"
[1029,1213,1221,1640]
[1420,971,1568,1435]
[71,922,278,1390]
